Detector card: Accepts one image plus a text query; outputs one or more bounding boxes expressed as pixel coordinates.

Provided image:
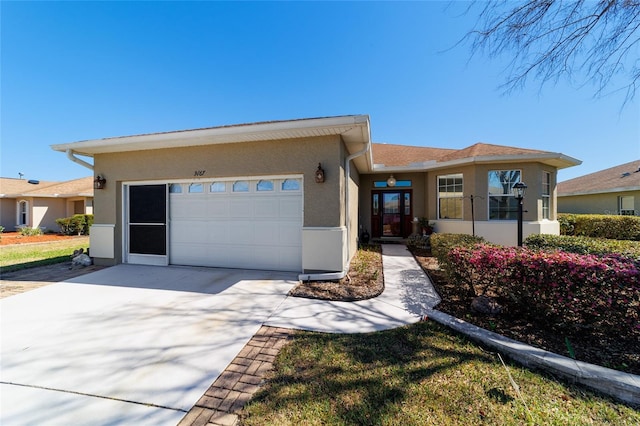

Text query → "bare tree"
[467,0,640,102]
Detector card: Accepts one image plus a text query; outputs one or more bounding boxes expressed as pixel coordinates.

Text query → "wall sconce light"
[315,163,325,183]
[386,174,396,187]
[94,175,106,190]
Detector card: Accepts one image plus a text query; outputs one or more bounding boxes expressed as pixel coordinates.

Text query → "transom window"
[488,170,521,220]
[188,183,203,193]
[257,180,274,191]
[438,174,463,219]
[374,180,412,188]
[233,181,249,192]
[210,182,226,193]
[542,172,551,219]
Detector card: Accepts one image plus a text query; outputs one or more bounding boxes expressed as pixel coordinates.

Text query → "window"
[374,180,412,188]
[169,184,182,194]
[188,183,203,193]
[233,180,249,192]
[281,179,300,191]
[18,200,28,226]
[542,172,551,219]
[372,193,379,215]
[438,174,463,219]
[620,196,635,215]
[210,182,226,193]
[257,180,274,191]
[488,170,521,220]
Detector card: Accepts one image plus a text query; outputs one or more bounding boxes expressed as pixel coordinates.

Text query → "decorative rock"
[471,295,502,315]
[71,254,92,268]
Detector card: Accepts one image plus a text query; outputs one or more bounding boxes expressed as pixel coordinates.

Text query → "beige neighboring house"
[51,115,580,278]
[558,160,640,216]
[0,177,94,232]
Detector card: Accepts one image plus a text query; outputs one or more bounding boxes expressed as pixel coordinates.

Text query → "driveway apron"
[0,264,297,425]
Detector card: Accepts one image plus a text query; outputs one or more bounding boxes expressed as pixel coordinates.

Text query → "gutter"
[66,149,94,171]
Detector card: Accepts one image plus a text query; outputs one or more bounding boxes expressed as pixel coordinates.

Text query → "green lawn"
[0,237,90,273]
[241,321,639,425]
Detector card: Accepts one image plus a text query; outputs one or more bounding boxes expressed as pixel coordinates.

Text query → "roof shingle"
[558,160,640,195]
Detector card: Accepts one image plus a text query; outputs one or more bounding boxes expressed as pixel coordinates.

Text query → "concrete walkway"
[265,243,441,333]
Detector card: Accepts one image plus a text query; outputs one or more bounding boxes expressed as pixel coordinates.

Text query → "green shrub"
[19,226,43,236]
[430,233,485,265]
[558,213,640,240]
[525,234,640,259]
[56,214,93,235]
[406,234,431,250]
[0,225,4,240]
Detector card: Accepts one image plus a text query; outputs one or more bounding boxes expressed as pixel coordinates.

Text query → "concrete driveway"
[0,264,298,425]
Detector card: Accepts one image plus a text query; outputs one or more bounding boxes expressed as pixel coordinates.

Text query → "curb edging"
[425,308,640,407]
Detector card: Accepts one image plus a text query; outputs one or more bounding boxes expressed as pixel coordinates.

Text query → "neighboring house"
[558,160,640,216]
[51,115,580,277]
[0,177,94,232]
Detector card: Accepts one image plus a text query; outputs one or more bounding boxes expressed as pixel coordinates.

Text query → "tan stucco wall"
[558,190,640,215]
[358,162,559,238]
[0,199,16,230]
[32,198,66,231]
[92,135,346,264]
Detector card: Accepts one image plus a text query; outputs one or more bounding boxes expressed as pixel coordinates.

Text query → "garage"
[167,176,303,272]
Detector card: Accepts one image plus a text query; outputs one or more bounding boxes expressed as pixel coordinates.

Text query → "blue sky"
[2,1,638,183]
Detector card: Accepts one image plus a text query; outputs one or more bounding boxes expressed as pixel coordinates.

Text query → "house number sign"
[194,170,206,177]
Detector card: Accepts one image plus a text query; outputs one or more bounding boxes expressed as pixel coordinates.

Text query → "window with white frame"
[437,174,463,219]
[210,182,226,193]
[17,200,28,226]
[188,183,204,193]
[281,179,301,191]
[542,171,551,219]
[488,170,521,220]
[233,180,249,192]
[169,184,183,194]
[620,196,635,215]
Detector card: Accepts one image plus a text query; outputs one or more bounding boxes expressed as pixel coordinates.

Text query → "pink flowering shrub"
[443,245,640,338]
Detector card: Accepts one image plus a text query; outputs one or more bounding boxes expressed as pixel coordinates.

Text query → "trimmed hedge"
[430,233,486,265]
[559,213,640,241]
[56,214,94,235]
[525,234,640,259]
[442,243,640,339]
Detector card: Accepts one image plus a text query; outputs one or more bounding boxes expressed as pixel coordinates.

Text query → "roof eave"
[372,152,582,173]
[558,186,640,197]
[51,115,371,157]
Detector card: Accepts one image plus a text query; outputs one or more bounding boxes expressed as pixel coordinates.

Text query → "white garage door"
[169,177,302,272]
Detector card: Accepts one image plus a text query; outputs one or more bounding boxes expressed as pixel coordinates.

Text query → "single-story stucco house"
[51,115,580,278]
[558,160,640,216]
[0,177,94,232]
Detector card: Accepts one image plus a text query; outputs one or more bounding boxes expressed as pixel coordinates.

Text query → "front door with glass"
[371,190,412,238]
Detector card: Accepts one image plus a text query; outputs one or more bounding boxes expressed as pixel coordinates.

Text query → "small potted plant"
[418,218,434,235]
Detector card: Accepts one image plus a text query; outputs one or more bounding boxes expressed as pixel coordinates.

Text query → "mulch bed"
[411,248,640,376]
[289,246,384,301]
[1,232,84,246]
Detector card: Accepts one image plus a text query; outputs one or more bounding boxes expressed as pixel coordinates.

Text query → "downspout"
[297,126,371,282]
[66,149,94,171]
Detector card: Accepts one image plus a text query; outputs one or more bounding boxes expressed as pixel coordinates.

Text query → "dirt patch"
[0,232,84,246]
[411,248,640,376]
[289,245,383,301]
